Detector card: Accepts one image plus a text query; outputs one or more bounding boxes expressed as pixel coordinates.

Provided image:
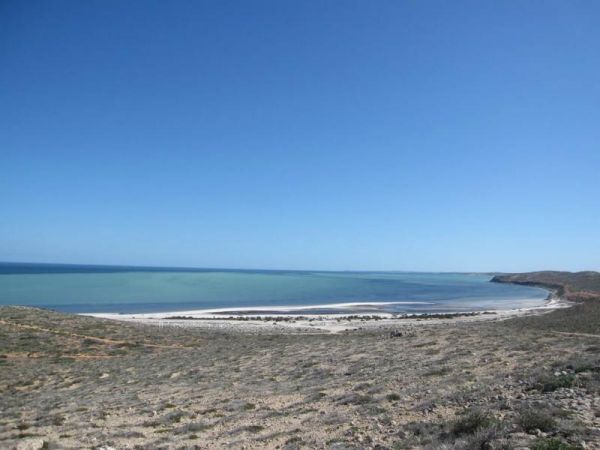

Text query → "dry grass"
[1,304,599,448]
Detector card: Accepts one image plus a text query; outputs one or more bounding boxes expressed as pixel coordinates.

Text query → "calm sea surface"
[0,263,548,314]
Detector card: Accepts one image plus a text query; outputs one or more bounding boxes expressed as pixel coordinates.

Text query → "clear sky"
[1,1,599,272]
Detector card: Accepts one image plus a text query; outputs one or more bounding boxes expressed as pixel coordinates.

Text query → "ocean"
[0,263,549,315]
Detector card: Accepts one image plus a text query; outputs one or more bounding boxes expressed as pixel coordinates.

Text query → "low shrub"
[531,437,583,450]
[517,408,556,432]
[532,372,576,392]
[451,409,494,436]
[565,359,597,374]
[457,425,505,450]
[424,366,451,377]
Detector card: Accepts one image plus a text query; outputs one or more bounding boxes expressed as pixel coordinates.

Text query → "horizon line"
[0,260,592,275]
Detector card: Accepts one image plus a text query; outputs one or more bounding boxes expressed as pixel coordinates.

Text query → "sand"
[84,296,570,333]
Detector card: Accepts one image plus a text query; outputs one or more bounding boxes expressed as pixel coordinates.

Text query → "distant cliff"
[491,271,600,302]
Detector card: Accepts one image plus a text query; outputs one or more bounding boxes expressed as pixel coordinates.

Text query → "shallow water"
[0,263,548,314]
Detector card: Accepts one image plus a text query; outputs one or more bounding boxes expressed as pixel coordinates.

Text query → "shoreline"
[83,293,572,333]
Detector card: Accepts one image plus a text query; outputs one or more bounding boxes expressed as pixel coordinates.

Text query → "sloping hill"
[491,271,600,302]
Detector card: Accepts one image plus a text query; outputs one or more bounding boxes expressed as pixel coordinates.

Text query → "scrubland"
[1,303,599,449]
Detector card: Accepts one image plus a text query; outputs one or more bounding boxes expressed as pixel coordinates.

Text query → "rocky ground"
[1,302,599,450]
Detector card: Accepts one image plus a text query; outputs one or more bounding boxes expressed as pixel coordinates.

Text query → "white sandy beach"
[85,296,571,333]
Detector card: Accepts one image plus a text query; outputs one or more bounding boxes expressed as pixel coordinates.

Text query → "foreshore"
[85,295,570,333]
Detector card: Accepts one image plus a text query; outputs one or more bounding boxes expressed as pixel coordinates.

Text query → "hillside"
[491,271,600,302]
[1,306,599,449]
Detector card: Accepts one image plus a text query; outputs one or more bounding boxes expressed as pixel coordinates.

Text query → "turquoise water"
[0,263,548,314]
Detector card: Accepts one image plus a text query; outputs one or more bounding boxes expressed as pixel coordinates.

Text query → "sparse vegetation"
[531,438,583,450]
[492,271,600,302]
[1,302,599,448]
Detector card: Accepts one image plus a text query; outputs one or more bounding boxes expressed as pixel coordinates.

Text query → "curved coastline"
[83,280,569,333]
[85,295,557,321]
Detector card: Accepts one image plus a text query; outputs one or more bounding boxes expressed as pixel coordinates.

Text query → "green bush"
[518,409,556,432]
[451,409,494,436]
[457,425,504,450]
[533,372,576,392]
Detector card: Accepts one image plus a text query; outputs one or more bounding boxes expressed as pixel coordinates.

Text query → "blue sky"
[1,1,599,272]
